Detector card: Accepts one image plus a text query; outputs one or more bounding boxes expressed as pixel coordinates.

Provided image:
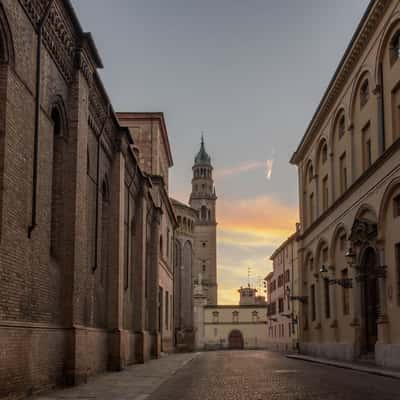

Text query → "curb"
[287,355,400,380]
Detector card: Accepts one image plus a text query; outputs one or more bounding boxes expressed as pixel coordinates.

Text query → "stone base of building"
[299,342,356,362]
[265,341,297,353]
[375,344,400,369]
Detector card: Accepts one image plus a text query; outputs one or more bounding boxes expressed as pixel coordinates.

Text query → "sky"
[71,0,369,304]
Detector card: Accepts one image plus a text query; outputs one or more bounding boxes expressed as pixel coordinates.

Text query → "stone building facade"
[0,1,175,398]
[171,198,197,351]
[117,113,177,353]
[194,287,267,350]
[291,0,400,368]
[266,232,299,352]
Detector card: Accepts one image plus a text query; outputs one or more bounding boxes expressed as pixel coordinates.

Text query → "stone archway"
[228,330,244,350]
[360,247,379,354]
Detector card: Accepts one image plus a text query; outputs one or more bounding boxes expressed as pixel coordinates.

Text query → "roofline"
[269,230,299,261]
[116,112,174,167]
[65,1,103,68]
[290,0,377,165]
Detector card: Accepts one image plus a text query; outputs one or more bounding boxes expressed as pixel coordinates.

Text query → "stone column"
[376,246,389,344]
[350,264,362,359]
[133,187,148,362]
[328,266,339,342]
[348,125,356,184]
[329,152,335,204]
[107,150,126,371]
[64,50,92,385]
[374,81,385,155]
[314,274,322,331]
[148,207,162,358]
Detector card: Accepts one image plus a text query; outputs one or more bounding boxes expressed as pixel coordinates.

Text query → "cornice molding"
[291,0,390,165]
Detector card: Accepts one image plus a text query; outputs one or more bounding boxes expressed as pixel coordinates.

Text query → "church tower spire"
[190,136,218,304]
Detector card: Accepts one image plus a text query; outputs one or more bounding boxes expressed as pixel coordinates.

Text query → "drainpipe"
[93,105,111,271]
[28,0,55,238]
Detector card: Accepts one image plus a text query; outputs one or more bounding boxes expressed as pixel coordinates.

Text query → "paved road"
[149,351,400,400]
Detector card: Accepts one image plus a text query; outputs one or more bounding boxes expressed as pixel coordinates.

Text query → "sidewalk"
[287,354,400,380]
[35,353,199,400]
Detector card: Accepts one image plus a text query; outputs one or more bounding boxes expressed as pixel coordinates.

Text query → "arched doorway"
[228,330,244,350]
[361,247,379,354]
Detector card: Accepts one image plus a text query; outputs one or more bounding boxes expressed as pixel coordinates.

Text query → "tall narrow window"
[309,193,314,224]
[324,278,330,319]
[311,285,316,321]
[342,269,350,315]
[322,143,328,164]
[167,229,170,257]
[338,115,345,139]
[362,122,372,170]
[339,152,347,194]
[390,31,400,65]
[393,194,400,218]
[165,290,169,330]
[201,206,207,220]
[322,175,329,211]
[50,108,64,258]
[360,79,369,108]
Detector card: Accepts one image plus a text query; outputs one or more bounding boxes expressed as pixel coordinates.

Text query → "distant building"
[239,285,266,306]
[194,284,268,350]
[266,231,299,352]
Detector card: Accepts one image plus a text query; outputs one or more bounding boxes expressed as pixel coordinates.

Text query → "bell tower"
[190,135,218,304]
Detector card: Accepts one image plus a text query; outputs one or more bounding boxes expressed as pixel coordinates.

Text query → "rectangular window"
[342,269,350,315]
[288,323,291,337]
[309,193,314,223]
[278,298,284,313]
[213,312,219,323]
[165,291,169,330]
[311,285,316,321]
[393,194,400,218]
[282,324,284,337]
[322,175,329,211]
[285,270,290,282]
[396,243,400,306]
[339,152,347,194]
[324,278,330,319]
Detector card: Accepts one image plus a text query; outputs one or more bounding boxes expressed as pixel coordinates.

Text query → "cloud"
[266,159,274,180]
[214,160,267,179]
[218,195,298,240]
[214,195,297,304]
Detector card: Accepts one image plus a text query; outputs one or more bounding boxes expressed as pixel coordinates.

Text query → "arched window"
[201,206,207,220]
[207,209,211,221]
[308,164,313,183]
[360,79,369,108]
[159,235,163,256]
[390,30,400,65]
[50,107,65,259]
[322,143,328,164]
[338,115,346,139]
[177,215,181,226]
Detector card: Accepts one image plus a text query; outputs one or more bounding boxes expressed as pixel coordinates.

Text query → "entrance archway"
[228,330,244,350]
[360,247,379,354]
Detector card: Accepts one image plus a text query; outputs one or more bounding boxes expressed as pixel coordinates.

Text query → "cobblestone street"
[149,351,400,400]
[36,351,400,400]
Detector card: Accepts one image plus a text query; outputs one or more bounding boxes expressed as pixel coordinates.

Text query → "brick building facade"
[0,1,175,398]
